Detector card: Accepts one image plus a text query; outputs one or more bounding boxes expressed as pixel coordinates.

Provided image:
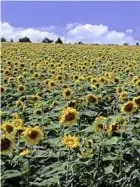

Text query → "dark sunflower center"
[112,125,118,132]
[98,124,103,129]
[29,130,38,139]
[6,125,14,133]
[88,96,96,103]
[66,91,71,96]
[1,138,11,151]
[65,112,75,121]
[51,82,55,86]
[124,103,133,112]
[19,86,24,91]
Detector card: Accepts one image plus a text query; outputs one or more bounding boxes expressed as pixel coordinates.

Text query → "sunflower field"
[1,43,140,187]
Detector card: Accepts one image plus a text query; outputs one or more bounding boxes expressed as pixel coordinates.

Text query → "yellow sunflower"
[60,107,79,126]
[11,118,23,130]
[87,94,98,104]
[0,134,15,154]
[17,85,25,92]
[62,135,80,149]
[2,121,15,134]
[93,116,107,134]
[62,88,72,100]
[48,80,56,90]
[22,126,44,145]
[121,101,137,114]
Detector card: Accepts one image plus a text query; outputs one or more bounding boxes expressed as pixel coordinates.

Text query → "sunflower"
[136,80,140,88]
[62,84,69,89]
[107,123,119,137]
[17,85,25,92]
[116,87,124,94]
[62,88,72,100]
[31,95,40,102]
[62,135,80,149]
[93,116,107,134]
[87,94,98,104]
[48,80,56,90]
[121,101,137,114]
[133,96,140,108]
[119,91,128,101]
[60,107,79,126]
[99,76,108,85]
[0,134,15,154]
[2,121,15,134]
[103,95,111,103]
[67,100,79,109]
[22,126,44,145]
[11,118,23,130]
[33,109,42,115]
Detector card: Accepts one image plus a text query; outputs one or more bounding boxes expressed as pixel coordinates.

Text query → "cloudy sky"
[1,1,140,44]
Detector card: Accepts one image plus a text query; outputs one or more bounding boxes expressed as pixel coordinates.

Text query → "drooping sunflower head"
[0,134,15,154]
[121,101,137,114]
[62,88,73,100]
[133,96,140,108]
[62,135,80,149]
[22,126,44,145]
[60,107,79,126]
[87,94,98,104]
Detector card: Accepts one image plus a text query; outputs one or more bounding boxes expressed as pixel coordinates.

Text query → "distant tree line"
[1,36,140,46]
[1,36,63,44]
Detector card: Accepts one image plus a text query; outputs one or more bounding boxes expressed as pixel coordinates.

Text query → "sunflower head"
[11,118,23,130]
[87,94,98,104]
[33,109,42,115]
[62,88,73,100]
[60,107,79,126]
[93,116,107,134]
[17,85,25,92]
[2,121,15,134]
[121,101,137,114]
[22,126,44,145]
[62,135,80,149]
[48,80,56,90]
[0,134,15,154]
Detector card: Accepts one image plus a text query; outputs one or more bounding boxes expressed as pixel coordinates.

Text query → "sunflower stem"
[66,148,71,186]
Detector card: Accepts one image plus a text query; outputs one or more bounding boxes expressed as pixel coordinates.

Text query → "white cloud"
[1,21,139,44]
[1,22,59,42]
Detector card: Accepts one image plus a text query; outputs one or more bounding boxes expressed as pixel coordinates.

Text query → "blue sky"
[1,1,140,44]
